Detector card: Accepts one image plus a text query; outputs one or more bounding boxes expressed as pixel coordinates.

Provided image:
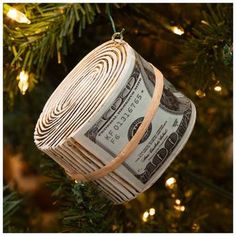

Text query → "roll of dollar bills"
[34,38,196,204]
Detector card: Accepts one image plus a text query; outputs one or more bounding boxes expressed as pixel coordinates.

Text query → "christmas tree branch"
[176,4,232,92]
[3,186,23,232]
[3,3,101,94]
[40,157,113,233]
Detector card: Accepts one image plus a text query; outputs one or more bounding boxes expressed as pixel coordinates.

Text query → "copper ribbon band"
[69,66,164,182]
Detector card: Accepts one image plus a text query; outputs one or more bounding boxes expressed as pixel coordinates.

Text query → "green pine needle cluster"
[3,186,23,232]
[177,4,232,91]
[3,3,102,96]
[40,157,112,233]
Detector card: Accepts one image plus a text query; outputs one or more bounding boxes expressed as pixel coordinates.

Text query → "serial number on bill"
[104,93,143,144]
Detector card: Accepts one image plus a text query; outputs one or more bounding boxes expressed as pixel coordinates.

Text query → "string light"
[170,26,184,35]
[74,180,78,183]
[142,208,156,222]
[214,85,222,92]
[17,71,29,95]
[165,177,177,189]
[175,199,181,205]
[174,205,185,212]
[192,223,200,232]
[174,198,185,212]
[6,7,31,24]
[196,89,206,98]
[201,20,210,26]
[142,211,149,222]
[149,208,156,216]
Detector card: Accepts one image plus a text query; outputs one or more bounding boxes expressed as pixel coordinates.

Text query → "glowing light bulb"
[170,26,184,35]
[192,223,200,232]
[196,89,206,98]
[165,177,177,189]
[7,7,31,24]
[142,211,149,222]
[74,180,78,183]
[174,205,185,212]
[17,71,29,95]
[214,85,222,92]
[175,199,181,205]
[201,20,210,26]
[149,208,156,216]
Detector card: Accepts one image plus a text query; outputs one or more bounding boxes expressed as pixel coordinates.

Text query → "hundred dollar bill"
[74,52,196,194]
[35,40,196,203]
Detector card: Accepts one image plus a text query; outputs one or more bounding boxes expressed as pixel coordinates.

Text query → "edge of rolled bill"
[34,40,196,204]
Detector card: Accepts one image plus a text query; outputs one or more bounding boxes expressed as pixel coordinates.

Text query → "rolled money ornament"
[34,38,196,204]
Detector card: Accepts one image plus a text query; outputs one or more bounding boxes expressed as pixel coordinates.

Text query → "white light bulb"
[171,26,184,35]
[7,8,31,24]
[17,71,29,95]
[165,177,177,189]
